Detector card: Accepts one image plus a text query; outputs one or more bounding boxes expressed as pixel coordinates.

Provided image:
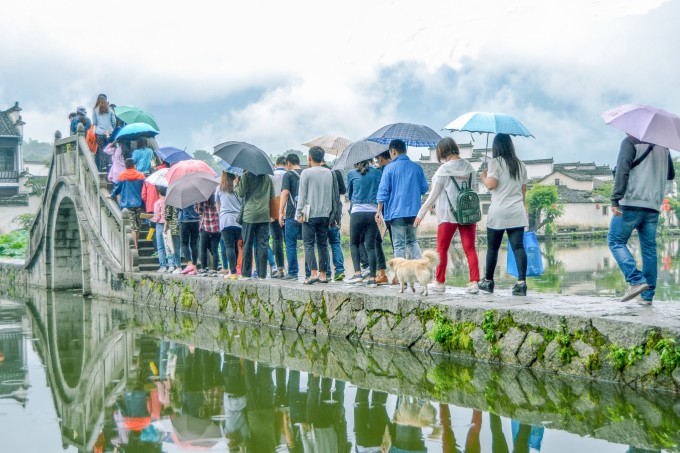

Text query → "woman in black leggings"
[479,134,529,296]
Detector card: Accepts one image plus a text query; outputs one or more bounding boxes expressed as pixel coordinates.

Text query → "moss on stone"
[179,285,197,310]
[428,311,475,353]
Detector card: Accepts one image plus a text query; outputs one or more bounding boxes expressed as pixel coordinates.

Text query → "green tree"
[526,185,565,234]
[192,149,221,173]
[593,181,613,199]
[22,138,53,162]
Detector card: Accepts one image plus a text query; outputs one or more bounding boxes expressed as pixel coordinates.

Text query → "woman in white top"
[479,134,529,296]
[415,137,480,294]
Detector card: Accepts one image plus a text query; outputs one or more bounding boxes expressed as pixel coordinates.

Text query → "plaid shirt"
[195,201,220,233]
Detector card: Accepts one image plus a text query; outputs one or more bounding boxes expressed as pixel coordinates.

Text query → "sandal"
[319,279,329,284]
[304,277,320,285]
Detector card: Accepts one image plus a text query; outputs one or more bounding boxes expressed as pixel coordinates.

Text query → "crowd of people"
[85,92,669,303]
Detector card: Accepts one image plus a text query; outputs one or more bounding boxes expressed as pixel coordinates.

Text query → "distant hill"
[22,139,52,162]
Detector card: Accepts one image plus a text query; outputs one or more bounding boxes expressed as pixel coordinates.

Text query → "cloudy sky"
[0,0,677,164]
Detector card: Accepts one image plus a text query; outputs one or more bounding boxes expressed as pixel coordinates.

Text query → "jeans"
[303,217,329,272]
[285,218,303,277]
[221,227,241,274]
[180,221,199,264]
[389,216,422,259]
[608,209,659,300]
[270,220,285,269]
[436,222,479,283]
[242,222,269,278]
[350,212,379,277]
[155,223,170,268]
[326,225,345,275]
[199,231,221,270]
[486,227,526,281]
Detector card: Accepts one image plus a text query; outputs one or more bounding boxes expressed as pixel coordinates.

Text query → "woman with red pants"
[414,137,480,294]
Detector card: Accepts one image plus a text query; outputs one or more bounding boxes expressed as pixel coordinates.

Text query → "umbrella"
[217,159,244,176]
[113,105,160,131]
[600,104,680,151]
[165,151,193,166]
[156,146,186,161]
[213,141,274,176]
[366,123,442,148]
[114,122,159,141]
[302,135,352,156]
[444,112,534,157]
[165,172,219,208]
[146,168,169,187]
[332,139,388,170]
[170,413,223,449]
[166,159,217,183]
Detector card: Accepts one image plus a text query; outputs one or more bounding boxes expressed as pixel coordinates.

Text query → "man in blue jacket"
[111,158,145,249]
[376,139,428,260]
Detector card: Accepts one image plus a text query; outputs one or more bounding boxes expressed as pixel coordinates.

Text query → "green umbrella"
[114,105,160,131]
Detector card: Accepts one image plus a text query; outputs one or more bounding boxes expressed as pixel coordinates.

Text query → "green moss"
[481,310,498,342]
[607,344,645,372]
[489,344,501,358]
[179,285,197,309]
[428,311,475,353]
[218,294,229,312]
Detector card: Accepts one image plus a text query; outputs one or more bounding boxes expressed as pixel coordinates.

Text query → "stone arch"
[50,193,84,290]
[50,293,86,396]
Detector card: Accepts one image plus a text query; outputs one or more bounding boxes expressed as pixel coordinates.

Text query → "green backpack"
[444,174,481,225]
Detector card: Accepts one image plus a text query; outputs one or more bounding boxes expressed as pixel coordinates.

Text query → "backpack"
[444,174,481,225]
[86,125,98,153]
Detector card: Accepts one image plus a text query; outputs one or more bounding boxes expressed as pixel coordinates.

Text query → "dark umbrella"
[164,151,193,166]
[213,141,274,176]
[165,172,219,209]
[332,139,388,170]
[366,122,442,148]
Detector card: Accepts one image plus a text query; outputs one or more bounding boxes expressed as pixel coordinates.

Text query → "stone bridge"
[23,128,139,294]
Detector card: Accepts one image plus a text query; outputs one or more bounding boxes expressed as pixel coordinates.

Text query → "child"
[151,186,176,272]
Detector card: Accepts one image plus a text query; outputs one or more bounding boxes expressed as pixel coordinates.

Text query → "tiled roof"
[557,185,608,203]
[524,158,554,165]
[0,110,19,137]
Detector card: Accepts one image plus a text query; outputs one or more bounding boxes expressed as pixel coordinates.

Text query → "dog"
[388,250,439,296]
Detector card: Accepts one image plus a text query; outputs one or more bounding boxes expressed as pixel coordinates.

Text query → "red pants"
[436,222,479,283]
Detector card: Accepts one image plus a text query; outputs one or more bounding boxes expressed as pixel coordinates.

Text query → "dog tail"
[422,250,439,268]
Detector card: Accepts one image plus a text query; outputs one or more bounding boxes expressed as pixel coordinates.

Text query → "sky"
[0,0,678,165]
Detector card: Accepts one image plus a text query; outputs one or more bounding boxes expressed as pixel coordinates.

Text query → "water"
[336,237,680,301]
[0,291,678,452]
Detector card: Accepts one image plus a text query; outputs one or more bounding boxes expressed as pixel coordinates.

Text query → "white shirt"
[486,157,528,229]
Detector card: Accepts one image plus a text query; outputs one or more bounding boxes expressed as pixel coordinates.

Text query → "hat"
[76,106,87,115]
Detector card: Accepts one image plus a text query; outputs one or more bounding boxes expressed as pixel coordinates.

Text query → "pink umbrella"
[601,104,680,151]
[165,159,217,183]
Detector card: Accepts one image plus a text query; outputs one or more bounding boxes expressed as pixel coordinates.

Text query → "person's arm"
[611,138,636,215]
[414,180,444,226]
[347,173,354,201]
[279,189,289,226]
[236,172,247,198]
[336,170,346,195]
[480,159,498,190]
[295,172,308,220]
[93,111,98,127]
[375,167,391,220]
[667,153,675,181]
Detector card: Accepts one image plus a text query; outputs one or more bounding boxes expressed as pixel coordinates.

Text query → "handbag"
[506,231,544,277]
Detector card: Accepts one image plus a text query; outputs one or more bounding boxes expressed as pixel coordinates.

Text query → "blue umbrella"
[444,112,534,137]
[155,146,185,161]
[165,151,193,166]
[217,159,244,176]
[366,123,442,148]
[114,122,159,141]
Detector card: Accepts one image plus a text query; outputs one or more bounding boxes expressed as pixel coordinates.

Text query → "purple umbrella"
[601,104,680,151]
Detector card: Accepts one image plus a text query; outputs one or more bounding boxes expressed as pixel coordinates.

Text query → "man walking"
[609,134,675,304]
[323,160,346,281]
[296,146,339,284]
[376,139,428,260]
[279,154,305,280]
[270,156,287,278]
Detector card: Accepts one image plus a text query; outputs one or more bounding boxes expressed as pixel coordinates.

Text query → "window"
[602,206,608,215]
[0,148,14,171]
[554,178,560,186]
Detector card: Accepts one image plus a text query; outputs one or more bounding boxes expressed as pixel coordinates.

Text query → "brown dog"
[388,250,439,296]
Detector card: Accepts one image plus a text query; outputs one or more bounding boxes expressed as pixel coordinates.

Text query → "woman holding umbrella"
[479,134,529,296]
[92,94,117,172]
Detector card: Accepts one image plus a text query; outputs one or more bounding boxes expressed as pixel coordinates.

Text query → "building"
[0,102,25,198]
[553,185,612,230]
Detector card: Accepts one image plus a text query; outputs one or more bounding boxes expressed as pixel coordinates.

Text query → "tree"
[192,149,221,173]
[526,185,564,234]
[22,138,53,162]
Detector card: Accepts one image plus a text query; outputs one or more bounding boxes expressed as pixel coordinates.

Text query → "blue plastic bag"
[506,231,544,277]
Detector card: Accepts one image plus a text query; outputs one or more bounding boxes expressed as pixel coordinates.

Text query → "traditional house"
[553,186,612,230]
[0,102,25,198]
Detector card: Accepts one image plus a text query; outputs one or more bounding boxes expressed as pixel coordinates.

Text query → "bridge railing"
[25,128,137,275]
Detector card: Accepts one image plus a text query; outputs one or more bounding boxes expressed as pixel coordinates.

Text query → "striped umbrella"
[302,135,352,156]
[366,123,442,148]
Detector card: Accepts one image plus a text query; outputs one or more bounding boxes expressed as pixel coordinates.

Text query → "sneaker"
[238,276,252,281]
[429,282,446,293]
[167,266,176,273]
[512,281,527,296]
[375,275,389,286]
[186,267,198,276]
[345,274,364,284]
[638,299,653,306]
[478,278,494,293]
[466,282,480,294]
[360,268,370,279]
[181,264,197,275]
[224,274,238,280]
[334,273,345,282]
[282,274,298,281]
[365,279,377,288]
[172,267,182,275]
[621,283,650,302]
[157,267,167,273]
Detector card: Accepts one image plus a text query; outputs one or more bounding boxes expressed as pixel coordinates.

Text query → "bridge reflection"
[10,290,679,452]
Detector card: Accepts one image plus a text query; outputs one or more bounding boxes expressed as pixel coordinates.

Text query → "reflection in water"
[1,292,676,452]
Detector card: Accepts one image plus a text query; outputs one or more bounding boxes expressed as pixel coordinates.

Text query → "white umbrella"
[302,135,352,156]
[146,168,170,187]
[332,140,388,170]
